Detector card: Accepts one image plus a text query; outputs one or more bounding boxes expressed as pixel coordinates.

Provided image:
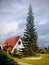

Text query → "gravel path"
[18,57,42,65]
[24,57,42,60]
[18,62,32,65]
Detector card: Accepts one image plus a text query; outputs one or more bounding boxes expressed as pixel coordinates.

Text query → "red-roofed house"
[1,36,24,53]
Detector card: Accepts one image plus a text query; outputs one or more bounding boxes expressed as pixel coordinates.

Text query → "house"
[38,47,47,53]
[1,36,24,53]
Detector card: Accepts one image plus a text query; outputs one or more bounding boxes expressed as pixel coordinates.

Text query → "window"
[18,41,21,45]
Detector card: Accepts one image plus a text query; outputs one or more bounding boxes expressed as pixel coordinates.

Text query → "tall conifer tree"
[23,4,38,52]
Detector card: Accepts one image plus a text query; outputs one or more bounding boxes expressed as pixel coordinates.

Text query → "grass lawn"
[11,54,49,65]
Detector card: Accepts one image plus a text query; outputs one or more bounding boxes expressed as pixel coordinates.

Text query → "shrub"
[20,48,37,57]
[0,50,19,65]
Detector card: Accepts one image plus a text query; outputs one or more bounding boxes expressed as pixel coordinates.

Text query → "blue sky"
[0,0,49,47]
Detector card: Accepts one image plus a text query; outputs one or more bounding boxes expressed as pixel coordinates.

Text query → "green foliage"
[21,48,29,56]
[3,45,11,51]
[13,49,22,59]
[3,45,9,51]
[21,48,36,57]
[23,4,38,52]
[13,49,17,55]
[0,50,19,65]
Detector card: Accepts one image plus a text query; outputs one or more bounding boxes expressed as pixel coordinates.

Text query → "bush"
[0,50,19,65]
[20,48,37,57]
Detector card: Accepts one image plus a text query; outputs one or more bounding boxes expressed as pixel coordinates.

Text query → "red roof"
[2,36,20,52]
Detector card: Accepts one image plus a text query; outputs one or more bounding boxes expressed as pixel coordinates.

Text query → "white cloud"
[0,21,19,35]
[0,1,28,14]
[39,33,49,41]
[38,20,47,25]
[45,43,49,47]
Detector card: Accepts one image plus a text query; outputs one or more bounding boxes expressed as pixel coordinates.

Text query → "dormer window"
[18,41,21,45]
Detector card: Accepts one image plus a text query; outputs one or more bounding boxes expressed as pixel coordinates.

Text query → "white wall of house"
[11,38,24,53]
[0,44,3,49]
